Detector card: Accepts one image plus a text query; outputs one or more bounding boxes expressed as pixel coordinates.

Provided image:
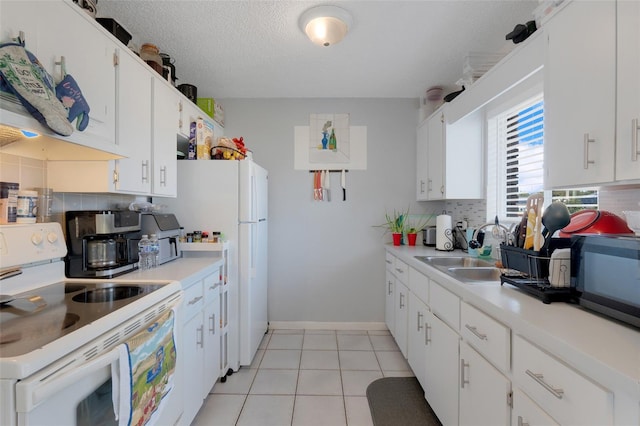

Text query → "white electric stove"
[0,223,183,425]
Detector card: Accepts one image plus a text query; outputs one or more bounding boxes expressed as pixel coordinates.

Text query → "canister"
[16,190,37,223]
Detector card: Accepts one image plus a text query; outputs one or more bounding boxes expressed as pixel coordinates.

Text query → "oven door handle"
[16,346,121,412]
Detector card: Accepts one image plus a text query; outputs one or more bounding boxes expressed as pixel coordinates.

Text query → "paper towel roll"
[436,214,454,251]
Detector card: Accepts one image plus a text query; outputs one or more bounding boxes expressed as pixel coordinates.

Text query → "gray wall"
[220,98,426,323]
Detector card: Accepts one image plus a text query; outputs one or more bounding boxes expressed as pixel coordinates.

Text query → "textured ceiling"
[96,0,538,99]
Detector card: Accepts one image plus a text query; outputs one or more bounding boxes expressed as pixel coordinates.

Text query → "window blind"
[500,96,544,219]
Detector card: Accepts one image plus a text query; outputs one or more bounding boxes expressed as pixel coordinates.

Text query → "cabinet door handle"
[440,185,444,195]
[420,180,425,194]
[399,293,405,309]
[417,311,424,331]
[387,280,393,295]
[427,178,433,192]
[197,325,204,347]
[525,369,564,399]
[209,313,216,334]
[465,324,487,341]
[517,416,530,426]
[425,322,431,345]
[160,166,167,186]
[460,358,469,388]
[583,133,595,169]
[141,160,149,182]
[632,118,640,162]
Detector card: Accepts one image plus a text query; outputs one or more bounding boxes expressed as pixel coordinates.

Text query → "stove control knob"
[47,232,58,243]
[31,233,43,245]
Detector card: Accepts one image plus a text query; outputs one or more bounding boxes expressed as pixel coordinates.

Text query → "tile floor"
[192,329,414,426]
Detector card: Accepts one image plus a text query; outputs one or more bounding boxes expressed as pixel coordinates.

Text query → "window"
[487,94,598,222]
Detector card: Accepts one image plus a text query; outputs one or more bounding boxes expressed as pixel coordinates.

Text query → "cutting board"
[524,193,544,250]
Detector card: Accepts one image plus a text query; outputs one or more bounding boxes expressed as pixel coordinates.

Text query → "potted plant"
[405,215,431,246]
[378,208,408,246]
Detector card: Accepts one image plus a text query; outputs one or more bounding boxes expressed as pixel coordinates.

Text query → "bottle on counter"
[138,234,152,270]
[149,234,160,268]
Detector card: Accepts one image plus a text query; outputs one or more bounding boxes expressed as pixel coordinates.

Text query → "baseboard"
[268,321,388,331]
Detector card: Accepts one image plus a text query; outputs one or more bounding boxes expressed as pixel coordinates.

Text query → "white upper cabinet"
[417,105,483,200]
[615,0,640,182]
[0,1,119,155]
[151,77,179,197]
[112,48,153,194]
[544,0,616,187]
[416,118,429,200]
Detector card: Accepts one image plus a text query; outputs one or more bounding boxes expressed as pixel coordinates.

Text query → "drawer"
[513,335,613,425]
[203,273,220,304]
[512,388,559,426]
[394,258,408,283]
[461,302,510,373]
[408,266,429,304]
[429,279,459,330]
[385,252,395,271]
[183,279,204,321]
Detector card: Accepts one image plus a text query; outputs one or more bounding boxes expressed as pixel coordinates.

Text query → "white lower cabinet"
[384,270,396,337]
[512,335,613,426]
[394,280,409,358]
[459,341,511,426]
[407,292,428,387]
[424,310,460,426]
[180,269,222,425]
[202,274,221,397]
[512,388,559,426]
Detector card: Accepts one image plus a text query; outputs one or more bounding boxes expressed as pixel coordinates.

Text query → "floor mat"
[366,377,442,426]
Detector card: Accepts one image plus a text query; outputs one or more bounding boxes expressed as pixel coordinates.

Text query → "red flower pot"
[392,233,402,246]
[407,233,417,246]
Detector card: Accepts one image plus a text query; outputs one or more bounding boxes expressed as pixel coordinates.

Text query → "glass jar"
[140,43,163,75]
[193,231,202,243]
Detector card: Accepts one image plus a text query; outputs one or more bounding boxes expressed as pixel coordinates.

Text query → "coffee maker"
[64,210,141,278]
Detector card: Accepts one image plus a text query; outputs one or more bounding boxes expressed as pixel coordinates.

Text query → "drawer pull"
[525,369,564,399]
[460,358,469,388]
[465,324,487,340]
[387,280,393,295]
[188,295,203,305]
[395,267,404,274]
[517,416,530,426]
[385,259,392,264]
[417,311,424,331]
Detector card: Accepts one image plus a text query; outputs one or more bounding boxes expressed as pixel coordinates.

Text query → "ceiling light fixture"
[299,5,352,47]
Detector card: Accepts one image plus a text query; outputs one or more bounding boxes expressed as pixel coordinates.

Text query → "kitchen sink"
[415,256,495,268]
[446,267,501,283]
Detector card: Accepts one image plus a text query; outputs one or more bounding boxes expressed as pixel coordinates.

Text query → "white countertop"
[386,244,640,401]
[123,256,224,285]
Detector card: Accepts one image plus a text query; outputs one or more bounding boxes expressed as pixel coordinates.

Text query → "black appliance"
[64,210,141,278]
[571,235,640,328]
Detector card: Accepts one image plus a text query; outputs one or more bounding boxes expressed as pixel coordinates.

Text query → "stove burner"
[71,286,144,303]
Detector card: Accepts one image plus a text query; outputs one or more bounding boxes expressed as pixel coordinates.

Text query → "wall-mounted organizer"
[309,169,349,201]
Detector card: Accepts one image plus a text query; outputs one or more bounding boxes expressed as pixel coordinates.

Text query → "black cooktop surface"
[0,281,164,357]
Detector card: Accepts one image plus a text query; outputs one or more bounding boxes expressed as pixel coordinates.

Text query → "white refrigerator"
[162,159,268,369]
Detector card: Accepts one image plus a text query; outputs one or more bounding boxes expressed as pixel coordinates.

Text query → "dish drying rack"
[499,241,575,304]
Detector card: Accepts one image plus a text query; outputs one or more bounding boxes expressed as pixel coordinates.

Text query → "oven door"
[16,348,119,425]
